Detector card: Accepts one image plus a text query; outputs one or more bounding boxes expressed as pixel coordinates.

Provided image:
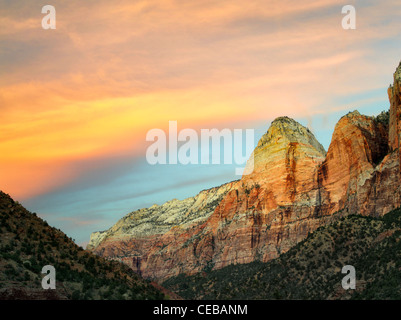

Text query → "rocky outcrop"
[88,180,240,276]
[202,116,328,268]
[88,61,401,282]
[388,61,401,183]
[388,61,401,151]
[317,110,392,216]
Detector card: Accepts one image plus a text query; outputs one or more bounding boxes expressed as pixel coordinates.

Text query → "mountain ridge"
[88,60,401,283]
[0,191,174,300]
[162,207,401,300]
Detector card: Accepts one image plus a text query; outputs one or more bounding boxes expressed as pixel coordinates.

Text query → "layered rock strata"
[88,61,401,281]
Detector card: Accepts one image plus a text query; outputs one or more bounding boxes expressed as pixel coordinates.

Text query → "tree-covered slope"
[163,208,401,300]
[0,191,169,300]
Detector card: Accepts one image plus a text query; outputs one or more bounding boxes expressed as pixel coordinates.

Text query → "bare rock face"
[388,61,401,152]
[388,61,401,184]
[317,111,391,216]
[88,61,401,282]
[242,116,326,206]
[88,181,240,277]
[89,117,331,279]
[204,117,328,268]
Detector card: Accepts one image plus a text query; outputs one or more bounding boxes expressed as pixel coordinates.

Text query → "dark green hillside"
[0,191,167,300]
[163,209,401,300]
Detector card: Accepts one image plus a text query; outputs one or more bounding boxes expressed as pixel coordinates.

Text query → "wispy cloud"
[1,0,401,243]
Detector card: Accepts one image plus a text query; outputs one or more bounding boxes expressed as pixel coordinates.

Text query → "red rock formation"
[317,111,391,216]
[388,61,401,176]
[89,61,401,282]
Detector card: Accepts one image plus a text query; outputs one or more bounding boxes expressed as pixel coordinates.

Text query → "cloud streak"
[1,0,401,243]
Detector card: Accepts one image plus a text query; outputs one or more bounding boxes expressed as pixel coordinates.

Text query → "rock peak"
[86,59,401,282]
[269,116,308,134]
[388,59,401,153]
[271,115,296,123]
[337,110,362,123]
[256,116,326,156]
[345,110,361,117]
[395,61,401,81]
[270,116,309,131]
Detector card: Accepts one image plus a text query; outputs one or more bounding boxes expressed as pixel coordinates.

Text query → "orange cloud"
[1,0,400,201]
[0,83,260,199]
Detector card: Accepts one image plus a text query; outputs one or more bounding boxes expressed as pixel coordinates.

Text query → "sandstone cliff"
[88,61,401,282]
[388,61,401,174]
[88,180,240,277]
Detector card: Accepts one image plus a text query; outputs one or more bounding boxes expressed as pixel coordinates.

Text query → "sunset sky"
[1,0,401,246]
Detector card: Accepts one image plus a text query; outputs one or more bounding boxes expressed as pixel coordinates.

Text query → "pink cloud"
[1,0,400,200]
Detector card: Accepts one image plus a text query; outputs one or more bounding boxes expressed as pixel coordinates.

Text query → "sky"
[1,0,401,246]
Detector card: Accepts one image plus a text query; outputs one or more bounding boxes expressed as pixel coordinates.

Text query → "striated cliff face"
[388,62,401,150]
[317,110,392,216]
[88,181,240,277]
[88,61,401,282]
[204,116,328,268]
[388,62,401,175]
